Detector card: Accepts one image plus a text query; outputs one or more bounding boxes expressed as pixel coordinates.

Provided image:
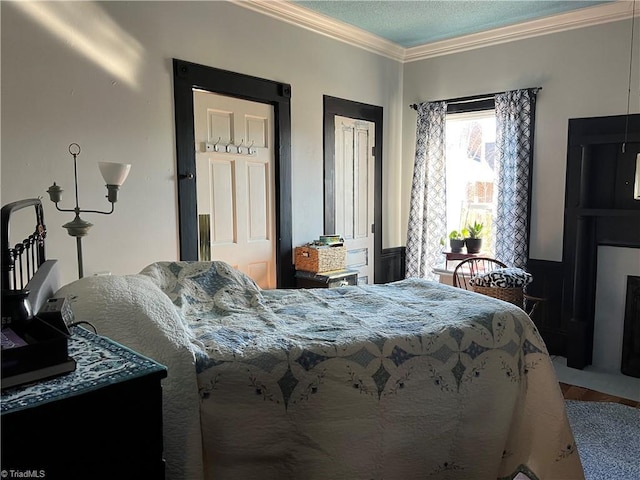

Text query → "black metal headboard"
[1,198,47,292]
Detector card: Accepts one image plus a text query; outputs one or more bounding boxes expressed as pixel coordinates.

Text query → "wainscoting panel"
[526,259,566,355]
[379,247,405,284]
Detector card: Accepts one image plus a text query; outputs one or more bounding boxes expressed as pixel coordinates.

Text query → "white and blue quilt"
[134,261,583,480]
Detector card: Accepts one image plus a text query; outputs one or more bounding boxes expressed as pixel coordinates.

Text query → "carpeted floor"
[565,400,640,480]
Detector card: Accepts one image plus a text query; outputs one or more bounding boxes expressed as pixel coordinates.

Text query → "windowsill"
[432,267,454,286]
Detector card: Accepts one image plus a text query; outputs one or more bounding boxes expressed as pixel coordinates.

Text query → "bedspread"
[140,261,584,480]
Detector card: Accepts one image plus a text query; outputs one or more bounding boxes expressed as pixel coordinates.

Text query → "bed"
[55,261,583,480]
[2,200,584,480]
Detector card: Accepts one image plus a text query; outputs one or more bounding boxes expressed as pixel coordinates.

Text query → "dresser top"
[1,327,167,414]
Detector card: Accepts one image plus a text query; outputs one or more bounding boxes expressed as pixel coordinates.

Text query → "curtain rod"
[409,87,542,110]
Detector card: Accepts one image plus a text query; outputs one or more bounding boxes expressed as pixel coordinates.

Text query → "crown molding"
[231,0,404,61]
[404,1,638,62]
[232,0,638,64]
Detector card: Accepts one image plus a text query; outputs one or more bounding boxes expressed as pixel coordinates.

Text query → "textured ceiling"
[294,1,613,47]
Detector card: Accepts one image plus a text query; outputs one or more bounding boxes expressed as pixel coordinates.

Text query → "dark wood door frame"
[323,96,383,283]
[173,59,295,288]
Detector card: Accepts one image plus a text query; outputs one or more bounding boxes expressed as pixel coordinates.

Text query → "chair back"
[452,257,507,290]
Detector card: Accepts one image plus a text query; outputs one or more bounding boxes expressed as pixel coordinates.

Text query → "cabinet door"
[1,376,165,479]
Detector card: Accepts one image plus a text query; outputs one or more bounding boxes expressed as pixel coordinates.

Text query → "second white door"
[334,115,375,284]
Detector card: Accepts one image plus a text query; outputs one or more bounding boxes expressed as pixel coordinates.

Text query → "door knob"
[180,172,195,180]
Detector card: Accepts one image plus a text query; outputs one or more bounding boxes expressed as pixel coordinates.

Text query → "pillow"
[469,267,532,288]
[140,261,264,317]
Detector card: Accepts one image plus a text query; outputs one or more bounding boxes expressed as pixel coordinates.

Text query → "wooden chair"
[452,257,507,290]
[452,257,544,317]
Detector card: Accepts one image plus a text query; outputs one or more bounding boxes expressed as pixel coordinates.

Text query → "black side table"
[1,327,167,480]
[295,269,358,288]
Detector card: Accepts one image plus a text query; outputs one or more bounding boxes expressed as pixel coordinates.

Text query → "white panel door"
[193,90,276,289]
[334,116,375,284]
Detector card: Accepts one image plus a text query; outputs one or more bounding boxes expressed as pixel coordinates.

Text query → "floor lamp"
[46,143,131,278]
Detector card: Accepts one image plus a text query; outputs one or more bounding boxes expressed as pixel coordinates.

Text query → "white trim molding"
[232,0,404,61]
[405,0,639,62]
[232,0,639,63]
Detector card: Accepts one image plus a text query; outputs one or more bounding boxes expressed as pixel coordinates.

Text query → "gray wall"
[402,19,640,261]
[1,1,404,284]
[2,2,638,285]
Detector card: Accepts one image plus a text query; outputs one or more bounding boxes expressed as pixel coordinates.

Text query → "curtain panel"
[405,101,447,279]
[494,89,538,269]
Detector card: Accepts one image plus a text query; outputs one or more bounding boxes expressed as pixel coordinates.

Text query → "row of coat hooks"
[204,137,257,155]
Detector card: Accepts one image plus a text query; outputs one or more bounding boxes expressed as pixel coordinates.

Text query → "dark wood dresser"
[1,327,167,480]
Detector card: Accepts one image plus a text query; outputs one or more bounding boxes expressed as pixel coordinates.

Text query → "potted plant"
[464,221,484,254]
[448,230,465,253]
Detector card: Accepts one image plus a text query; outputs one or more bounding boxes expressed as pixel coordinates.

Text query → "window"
[407,88,537,279]
[445,110,496,256]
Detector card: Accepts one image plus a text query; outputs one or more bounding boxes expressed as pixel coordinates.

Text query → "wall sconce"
[46,143,131,278]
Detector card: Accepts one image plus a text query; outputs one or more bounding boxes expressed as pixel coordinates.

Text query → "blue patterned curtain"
[406,102,447,279]
[494,89,538,268]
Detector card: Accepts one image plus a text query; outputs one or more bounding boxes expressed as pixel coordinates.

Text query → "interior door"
[334,115,375,284]
[193,90,276,289]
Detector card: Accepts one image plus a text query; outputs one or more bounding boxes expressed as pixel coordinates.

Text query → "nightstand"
[1,327,167,480]
[295,269,358,288]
